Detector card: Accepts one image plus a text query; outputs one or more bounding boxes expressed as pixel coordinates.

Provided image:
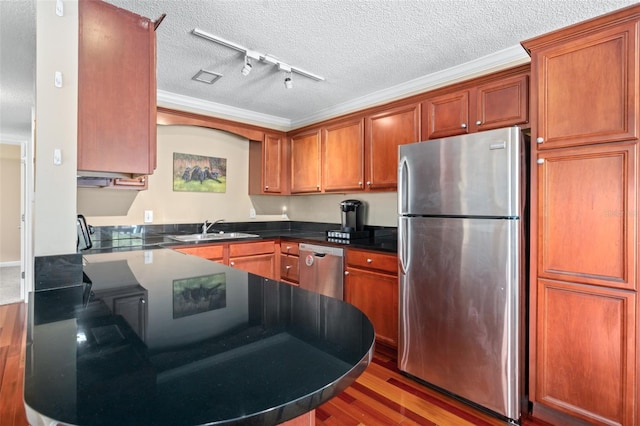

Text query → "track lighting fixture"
[192,28,325,87]
[284,73,293,89]
[241,56,252,76]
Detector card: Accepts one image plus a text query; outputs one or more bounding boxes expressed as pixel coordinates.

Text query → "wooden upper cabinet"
[524,20,638,149]
[422,72,529,140]
[537,142,637,290]
[290,130,321,193]
[78,0,157,175]
[365,103,420,190]
[322,118,365,192]
[263,134,283,193]
[423,90,470,140]
[475,74,529,132]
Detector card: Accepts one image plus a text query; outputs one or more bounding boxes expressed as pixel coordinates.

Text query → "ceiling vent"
[192,69,222,84]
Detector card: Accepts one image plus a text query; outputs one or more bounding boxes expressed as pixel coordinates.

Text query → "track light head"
[241,57,252,76]
[284,73,293,89]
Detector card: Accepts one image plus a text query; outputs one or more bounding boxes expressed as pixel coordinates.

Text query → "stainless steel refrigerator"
[397,126,526,422]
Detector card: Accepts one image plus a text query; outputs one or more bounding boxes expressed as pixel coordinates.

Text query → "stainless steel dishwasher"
[298,243,344,300]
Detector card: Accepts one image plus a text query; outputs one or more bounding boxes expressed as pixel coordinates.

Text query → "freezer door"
[398,126,522,217]
[398,216,520,420]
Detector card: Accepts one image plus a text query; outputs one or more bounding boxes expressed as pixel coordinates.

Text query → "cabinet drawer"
[347,249,397,274]
[229,240,275,257]
[280,255,299,283]
[174,244,224,260]
[280,241,300,256]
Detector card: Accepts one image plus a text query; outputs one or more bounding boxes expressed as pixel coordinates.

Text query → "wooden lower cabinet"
[280,241,300,286]
[345,250,398,348]
[173,240,277,280]
[229,241,277,281]
[173,244,225,263]
[534,279,636,425]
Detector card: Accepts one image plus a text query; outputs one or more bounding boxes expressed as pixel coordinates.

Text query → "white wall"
[34,0,78,256]
[79,125,286,226]
[0,144,21,262]
[287,192,397,226]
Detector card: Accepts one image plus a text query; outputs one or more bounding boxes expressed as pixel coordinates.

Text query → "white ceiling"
[1,0,639,139]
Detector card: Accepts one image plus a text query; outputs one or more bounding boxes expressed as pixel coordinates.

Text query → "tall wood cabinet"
[78,0,157,176]
[523,5,640,425]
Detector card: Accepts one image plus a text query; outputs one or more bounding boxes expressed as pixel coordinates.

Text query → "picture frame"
[173,152,227,193]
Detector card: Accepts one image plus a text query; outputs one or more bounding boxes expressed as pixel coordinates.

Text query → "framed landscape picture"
[173,152,227,192]
[172,273,227,319]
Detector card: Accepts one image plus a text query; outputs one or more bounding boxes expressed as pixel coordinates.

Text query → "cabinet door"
[322,119,365,192]
[475,74,528,132]
[229,254,276,280]
[535,278,636,426]
[537,142,637,290]
[290,130,321,193]
[78,0,156,175]
[531,21,638,149]
[344,268,398,348]
[422,90,469,140]
[174,244,225,263]
[366,104,420,190]
[263,134,283,193]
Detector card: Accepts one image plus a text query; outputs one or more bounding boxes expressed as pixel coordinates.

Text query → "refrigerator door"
[398,127,521,217]
[398,216,520,420]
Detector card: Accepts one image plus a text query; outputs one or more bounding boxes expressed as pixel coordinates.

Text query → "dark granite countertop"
[84,221,398,255]
[25,249,375,426]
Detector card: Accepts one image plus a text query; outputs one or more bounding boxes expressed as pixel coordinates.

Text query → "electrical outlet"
[144,210,153,223]
[249,208,256,218]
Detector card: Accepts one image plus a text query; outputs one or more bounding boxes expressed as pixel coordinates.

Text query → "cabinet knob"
[537,159,545,165]
[344,271,349,275]
[285,265,292,270]
[358,181,363,187]
[366,181,371,186]
[366,258,373,263]
[461,123,467,129]
[316,184,320,190]
[475,120,482,125]
[536,137,544,144]
[286,246,291,251]
[265,185,269,190]
[230,261,235,266]
[140,298,146,304]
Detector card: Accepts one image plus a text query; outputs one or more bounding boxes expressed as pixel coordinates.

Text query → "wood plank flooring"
[0,302,550,426]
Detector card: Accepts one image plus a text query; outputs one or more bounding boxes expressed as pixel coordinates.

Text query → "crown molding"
[291,44,531,129]
[157,91,293,131]
[158,44,531,131]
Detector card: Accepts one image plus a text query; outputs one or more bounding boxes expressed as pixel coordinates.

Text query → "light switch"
[53,149,62,165]
[54,71,63,88]
[144,210,153,223]
[55,0,64,16]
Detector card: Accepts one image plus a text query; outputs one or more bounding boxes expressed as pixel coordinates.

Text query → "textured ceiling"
[1,0,639,139]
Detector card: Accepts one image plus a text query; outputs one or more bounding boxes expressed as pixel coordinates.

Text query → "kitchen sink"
[168,232,260,242]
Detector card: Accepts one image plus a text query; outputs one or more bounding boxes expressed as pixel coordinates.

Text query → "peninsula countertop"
[25,248,375,426]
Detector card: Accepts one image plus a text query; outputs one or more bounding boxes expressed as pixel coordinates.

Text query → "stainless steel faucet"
[202,219,225,235]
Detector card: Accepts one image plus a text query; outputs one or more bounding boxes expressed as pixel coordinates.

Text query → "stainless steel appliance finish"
[397,126,525,422]
[298,243,344,300]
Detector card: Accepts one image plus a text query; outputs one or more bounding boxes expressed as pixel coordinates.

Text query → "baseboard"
[0,261,20,268]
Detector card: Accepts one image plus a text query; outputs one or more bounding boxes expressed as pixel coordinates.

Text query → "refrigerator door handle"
[398,156,409,214]
[398,217,409,275]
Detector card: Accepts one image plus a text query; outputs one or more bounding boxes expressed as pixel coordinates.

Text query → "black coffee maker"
[340,199,364,232]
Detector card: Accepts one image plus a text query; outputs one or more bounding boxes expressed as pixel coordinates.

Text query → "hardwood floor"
[0,302,550,426]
